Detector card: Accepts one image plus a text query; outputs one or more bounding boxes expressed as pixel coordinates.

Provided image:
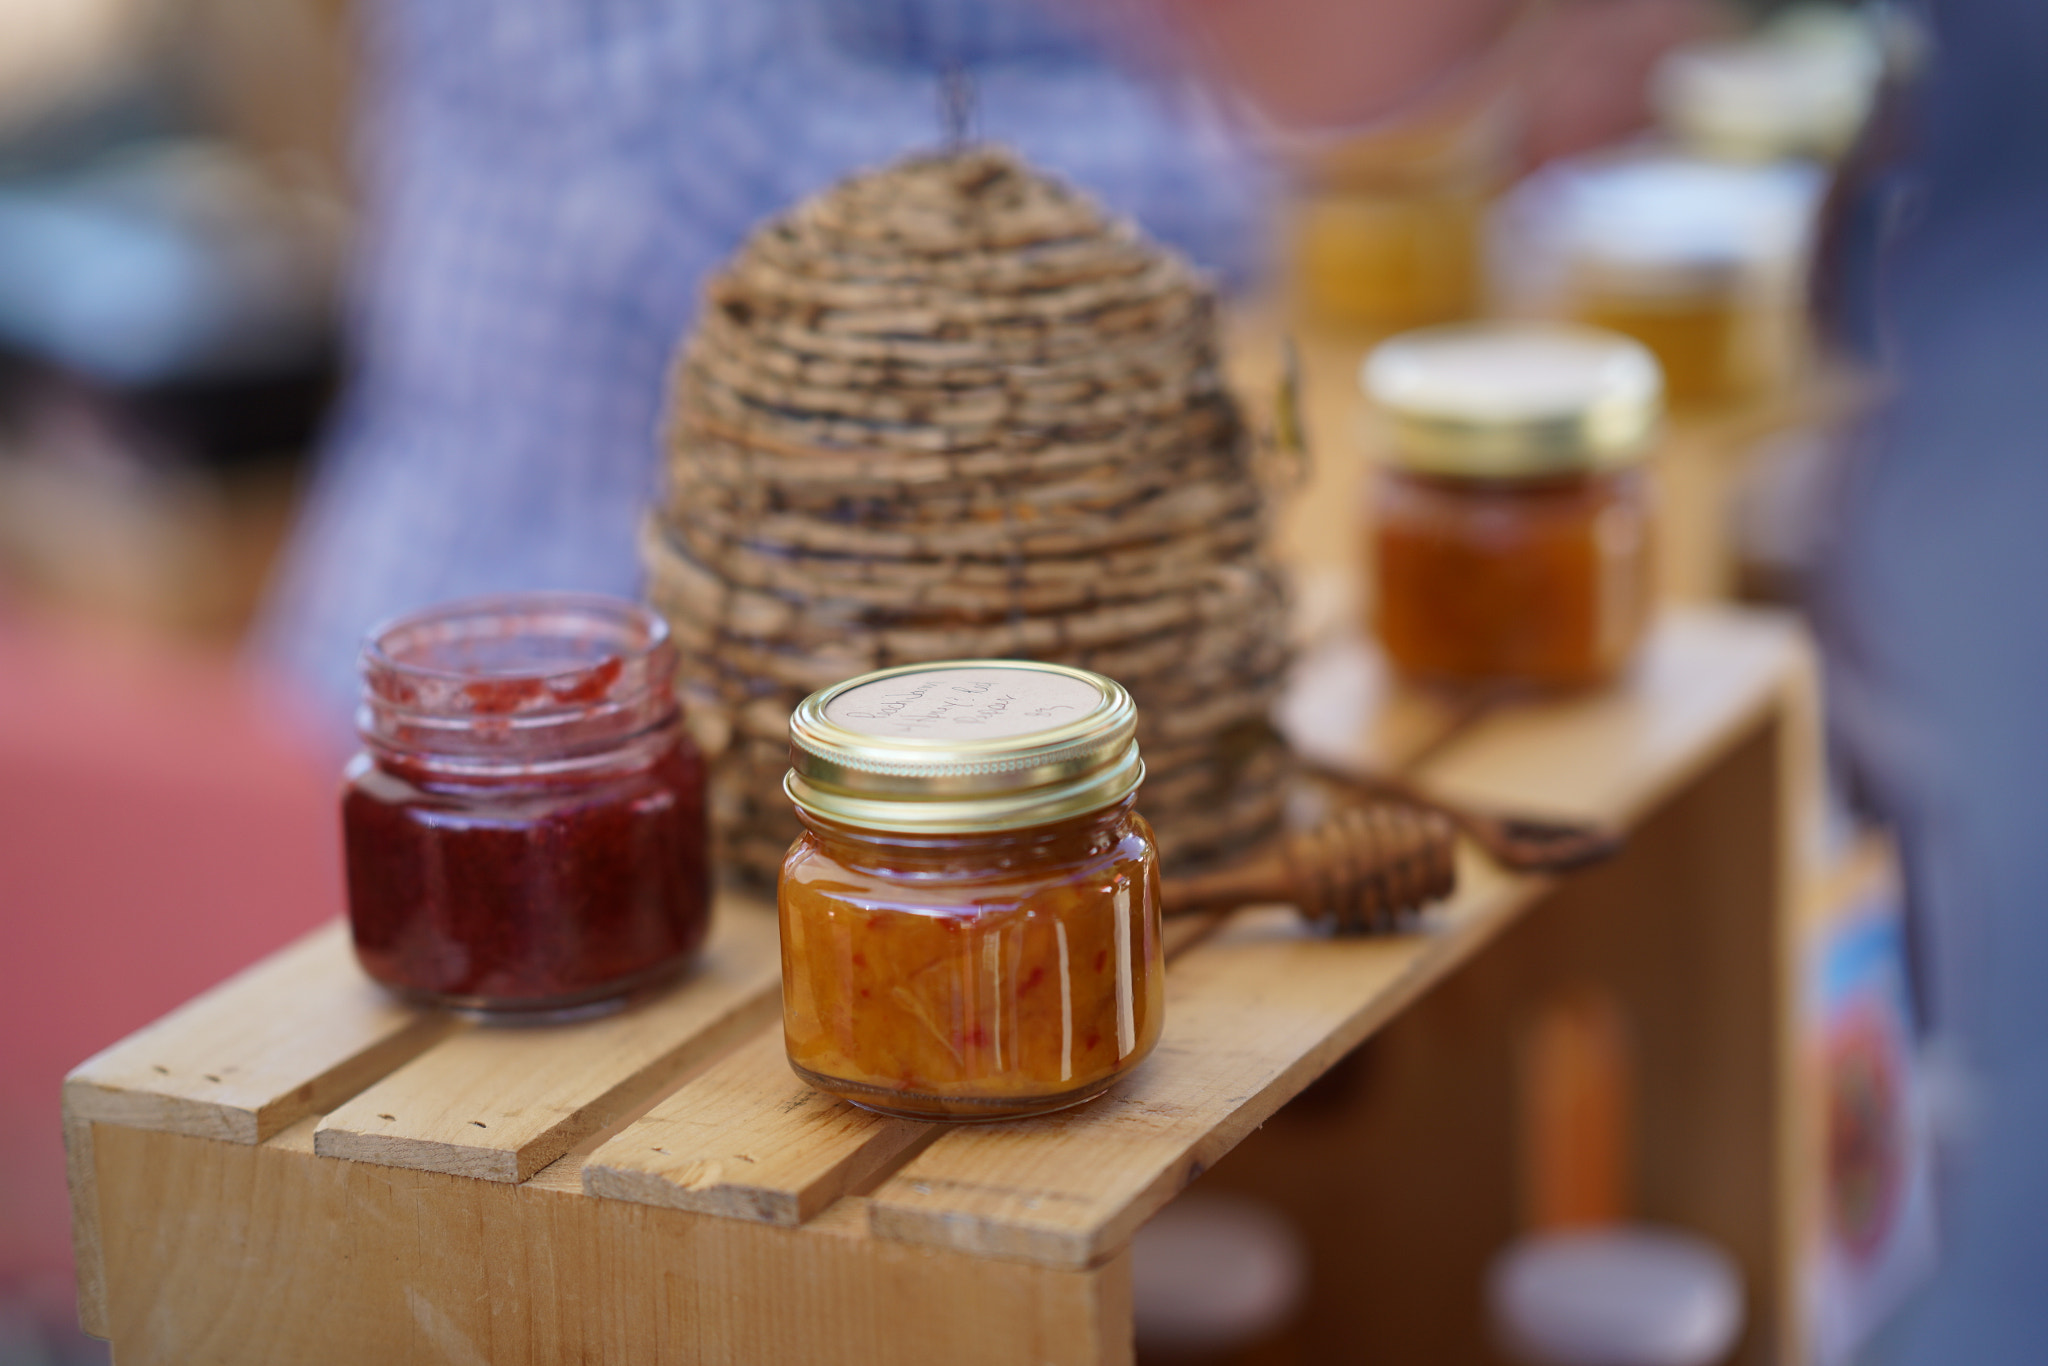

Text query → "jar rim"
[785,659,1143,833]
[357,591,679,761]
[362,591,672,704]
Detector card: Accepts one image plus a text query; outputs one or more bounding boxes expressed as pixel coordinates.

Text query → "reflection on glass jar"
[777,660,1164,1120]
[1363,322,1664,690]
[342,592,711,1017]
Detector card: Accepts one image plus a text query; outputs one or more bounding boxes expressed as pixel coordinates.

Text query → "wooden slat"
[315,897,782,1182]
[864,610,1804,1269]
[1414,609,1806,824]
[1274,622,1478,778]
[583,1026,932,1223]
[63,920,457,1144]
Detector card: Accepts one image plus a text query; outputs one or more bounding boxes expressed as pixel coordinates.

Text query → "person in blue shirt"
[253,0,1273,720]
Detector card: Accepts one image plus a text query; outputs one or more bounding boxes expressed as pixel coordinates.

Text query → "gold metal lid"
[785,660,1142,834]
[1362,322,1663,478]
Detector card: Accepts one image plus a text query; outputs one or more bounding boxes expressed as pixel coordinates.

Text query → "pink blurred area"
[0,601,343,1300]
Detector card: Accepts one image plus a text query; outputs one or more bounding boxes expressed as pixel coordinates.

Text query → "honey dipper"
[1161,803,1458,934]
[1300,760,1624,875]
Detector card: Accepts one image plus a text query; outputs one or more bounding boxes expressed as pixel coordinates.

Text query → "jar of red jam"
[1364,322,1663,690]
[343,592,711,1017]
[778,661,1164,1121]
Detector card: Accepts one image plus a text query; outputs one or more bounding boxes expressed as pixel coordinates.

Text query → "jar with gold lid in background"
[1487,13,1878,415]
[778,660,1163,1121]
[1364,322,1664,690]
[1560,155,1817,410]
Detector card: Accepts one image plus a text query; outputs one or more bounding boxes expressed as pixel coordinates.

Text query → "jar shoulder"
[344,743,698,820]
[780,824,1158,911]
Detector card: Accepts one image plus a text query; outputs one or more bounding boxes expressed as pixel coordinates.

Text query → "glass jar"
[343,592,711,1017]
[1494,151,1820,410]
[777,660,1164,1120]
[1364,323,1662,690]
[1281,100,1506,335]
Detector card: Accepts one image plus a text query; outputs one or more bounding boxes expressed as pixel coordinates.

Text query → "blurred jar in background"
[1492,11,1879,412]
[1278,99,1508,336]
[1364,322,1663,691]
[1495,151,1821,411]
[1652,8,1883,165]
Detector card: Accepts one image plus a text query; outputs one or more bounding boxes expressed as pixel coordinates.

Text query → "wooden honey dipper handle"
[1162,803,1458,934]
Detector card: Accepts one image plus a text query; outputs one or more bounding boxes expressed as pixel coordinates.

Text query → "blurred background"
[1,0,2032,1362]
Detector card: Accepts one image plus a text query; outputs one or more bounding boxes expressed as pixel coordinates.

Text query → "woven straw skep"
[646,147,1296,881]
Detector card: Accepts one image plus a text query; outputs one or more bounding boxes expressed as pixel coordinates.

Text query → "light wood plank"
[63,920,457,1144]
[584,1026,933,1224]
[93,1122,1130,1366]
[315,897,782,1181]
[63,1112,106,1339]
[1274,617,1479,777]
[1413,608,1807,824]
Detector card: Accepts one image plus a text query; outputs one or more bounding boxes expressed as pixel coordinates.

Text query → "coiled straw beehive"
[644,147,1295,880]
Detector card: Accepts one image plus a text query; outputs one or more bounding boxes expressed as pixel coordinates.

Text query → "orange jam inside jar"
[777,661,1164,1120]
[1364,322,1664,690]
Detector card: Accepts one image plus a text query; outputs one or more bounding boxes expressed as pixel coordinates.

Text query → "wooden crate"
[66,606,1816,1366]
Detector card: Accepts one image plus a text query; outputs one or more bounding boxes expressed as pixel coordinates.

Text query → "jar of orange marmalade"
[778,660,1164,1120]
[1365,323,1663,690]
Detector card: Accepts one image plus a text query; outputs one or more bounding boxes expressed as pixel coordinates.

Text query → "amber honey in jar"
[1364,322,1663,689]
[778,660,1164,1121]
[1281,99,1506,335]
[1498,151,1819,409]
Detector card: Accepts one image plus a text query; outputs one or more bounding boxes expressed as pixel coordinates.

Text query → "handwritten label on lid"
[824,666,1102,741]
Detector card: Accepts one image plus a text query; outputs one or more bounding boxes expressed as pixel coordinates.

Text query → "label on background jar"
[824,666,1102,741]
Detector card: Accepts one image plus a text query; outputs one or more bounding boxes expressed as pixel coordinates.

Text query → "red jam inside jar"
[342,593,710,1016]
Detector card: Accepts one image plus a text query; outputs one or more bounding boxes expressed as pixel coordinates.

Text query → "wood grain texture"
[63,920,457,1144]
[92,1121,1131,1366]
[584,1026,933,1223]
[1415,608,1804,825]
[62,1112,105,1340]
[315,898,782,1182]
[1274,622,1481,778]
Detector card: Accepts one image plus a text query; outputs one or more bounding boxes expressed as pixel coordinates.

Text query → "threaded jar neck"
[357,592,679,776]
[793,796,1139,876]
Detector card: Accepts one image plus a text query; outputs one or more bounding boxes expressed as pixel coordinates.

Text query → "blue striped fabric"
[257,0,1270,728]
